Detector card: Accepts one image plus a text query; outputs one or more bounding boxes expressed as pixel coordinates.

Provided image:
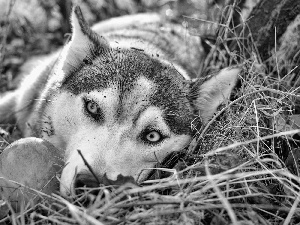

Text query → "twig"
[77,149,100,184]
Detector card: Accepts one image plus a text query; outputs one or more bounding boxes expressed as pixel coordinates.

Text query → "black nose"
[75,174,99,188]
[74,173,136,194]
[74,173,137,206]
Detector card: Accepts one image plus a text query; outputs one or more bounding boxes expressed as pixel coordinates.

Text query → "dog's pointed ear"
[190,68,240,124]
[62,6,109,73]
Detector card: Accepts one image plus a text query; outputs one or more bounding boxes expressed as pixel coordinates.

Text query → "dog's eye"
[146,131,161,142]
[142,130,164,144]
[84,99,104,121]
[86,101,99,114]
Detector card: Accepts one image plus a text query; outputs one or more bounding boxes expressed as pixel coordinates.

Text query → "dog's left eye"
[142,130,165,144]
[146,131,161,142]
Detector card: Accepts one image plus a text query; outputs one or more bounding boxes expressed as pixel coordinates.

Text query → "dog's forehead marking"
[119,77,154,122]
[86,77,155,124]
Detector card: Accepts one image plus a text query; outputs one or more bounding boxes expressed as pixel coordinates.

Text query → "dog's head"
[43,7,239,196]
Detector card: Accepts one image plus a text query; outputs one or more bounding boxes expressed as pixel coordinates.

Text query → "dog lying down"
[0,6,240,198]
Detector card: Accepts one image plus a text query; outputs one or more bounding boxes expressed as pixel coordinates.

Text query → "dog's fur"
[0,6,239,196]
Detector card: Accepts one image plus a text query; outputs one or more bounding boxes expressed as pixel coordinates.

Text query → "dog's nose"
[74,173,136,193]
[75,174,99,189]
[74,173,137,206]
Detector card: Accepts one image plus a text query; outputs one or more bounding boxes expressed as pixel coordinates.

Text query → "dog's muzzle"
[74,172,136,195]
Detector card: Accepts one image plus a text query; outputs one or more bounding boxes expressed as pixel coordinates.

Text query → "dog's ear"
[190,68,240,124]
[62,6,109,73]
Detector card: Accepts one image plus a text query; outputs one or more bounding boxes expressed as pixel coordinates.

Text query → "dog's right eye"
[84,99,103,121]
[86,101,98,114]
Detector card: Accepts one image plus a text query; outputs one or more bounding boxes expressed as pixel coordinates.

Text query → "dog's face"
[42,7,239,196]
[48,54,195,196]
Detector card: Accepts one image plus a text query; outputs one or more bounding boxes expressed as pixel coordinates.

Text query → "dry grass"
[1,1,300,225]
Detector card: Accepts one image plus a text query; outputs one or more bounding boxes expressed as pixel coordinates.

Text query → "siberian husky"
[0,6,239,196]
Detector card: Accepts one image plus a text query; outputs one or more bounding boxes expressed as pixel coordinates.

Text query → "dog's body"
[0,7,239,196]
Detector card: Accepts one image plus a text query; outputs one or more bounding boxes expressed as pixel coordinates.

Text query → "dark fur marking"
[41,115,55,137]
[62,48,194,135]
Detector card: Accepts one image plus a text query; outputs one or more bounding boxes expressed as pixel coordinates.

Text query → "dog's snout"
[74,173,136,191]
[102,173,137,186]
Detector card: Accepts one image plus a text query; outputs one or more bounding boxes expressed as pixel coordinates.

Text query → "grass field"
[1,0,300,224]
